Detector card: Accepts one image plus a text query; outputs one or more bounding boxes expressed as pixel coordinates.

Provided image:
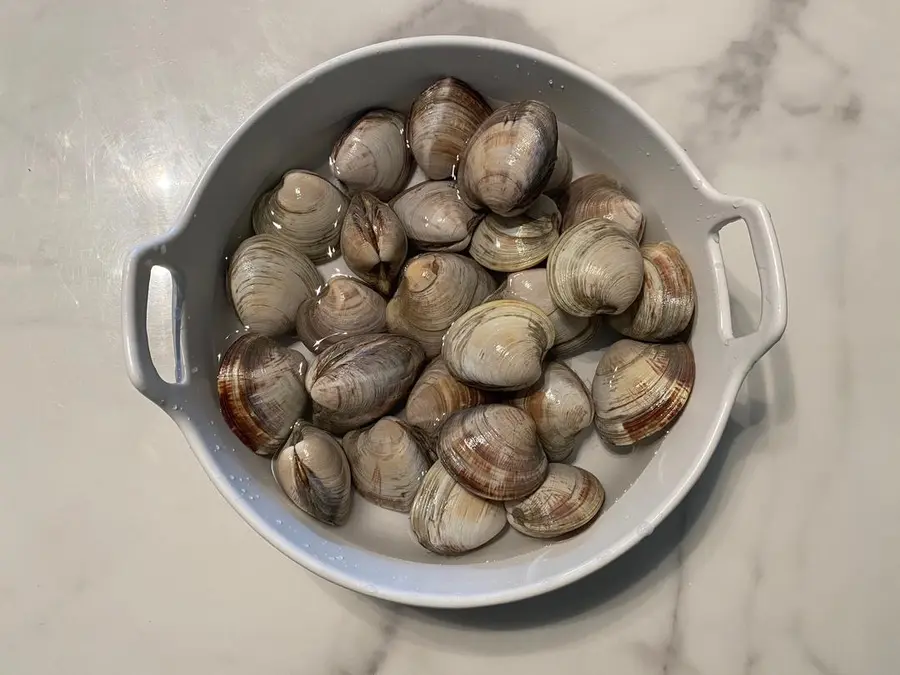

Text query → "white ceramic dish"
[122,36,787,608]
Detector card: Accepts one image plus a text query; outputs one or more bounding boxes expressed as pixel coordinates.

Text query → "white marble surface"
[2,0,898,673]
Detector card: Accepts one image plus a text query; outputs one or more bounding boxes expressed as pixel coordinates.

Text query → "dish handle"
[708,197,788,366]
[122,239,187,412]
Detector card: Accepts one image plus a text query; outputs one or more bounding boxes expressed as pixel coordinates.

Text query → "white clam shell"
[296,276,387,353]
[486,269,596,356]
[410,461,507,556]
[505,464,604,538]
[609,241,695,341]
[330,109,413,201]
[227,234,323,337]
[442,299,555,391]
[468,195,560,272]
[306,333,425,435]
[513,361,594,462]
[547,218,645,317]
[386,252,496,358]
[408,77,492,180]
[592,339,695,446]
[436,404,548,501]
[252,170,347,264]
[217,334,308,456]
[272,422,352,526]
[544,140,573,196]
[560,173,645,241]
[390,180,482,252]
[340,192,408,296]
[342,416,432,512]
[458,100,558,216]
[404,357,492,437]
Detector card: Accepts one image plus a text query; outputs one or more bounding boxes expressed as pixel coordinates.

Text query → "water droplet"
[214,445,220,452]
[548,79,554,87]
[190,366,199,374]
[559,84,565,91]
[229,474,235,480]
[159,244,167,254]
[208,420,214,426]
[275,519,282,525]
[515,63,520,69]
[240,488,246,494]
[336,555,344,561]
[645,152,651,157]
[170,404,179,411]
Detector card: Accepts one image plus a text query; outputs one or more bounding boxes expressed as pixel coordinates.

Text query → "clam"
[217,334,308,456]
[457,100,558,216]
[305,333,425,434]
[272,422,352,526]
[296,276,387,353]
[386,252,496,358]
[505,464,604,538]
[252,170,347,264]
[410,461,507,556]
[513,361,594,462]
[560,173,645,241]
[340,192,408,295]
[486,269,597,356]
[330,109,413,201]
[390,180,482,252]
[442,300,555,391]
[436,404,547,500]
[227,234,323,337]
[408,77,492,180]
[592,339,695,446]
[404,357,491,436]
[342,416,432,512]
[609,242,695,341]
[547,218,644,317]
[544,140,573,196]
[468,195,560,272]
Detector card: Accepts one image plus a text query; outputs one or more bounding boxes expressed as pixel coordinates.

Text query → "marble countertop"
[3,0,898,673]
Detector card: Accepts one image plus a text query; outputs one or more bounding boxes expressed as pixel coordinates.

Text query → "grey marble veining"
[2,0,899,673]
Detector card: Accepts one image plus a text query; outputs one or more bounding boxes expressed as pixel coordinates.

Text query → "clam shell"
[505,464,604,538]
[512,361,594,462]
[408,77,492,180]
[436,404,548,501]
[404,357,491,436]
[458,100,558,216]
[390,180,482,252]
[410,461,507,556]
[544,140,573,196]
[227,234,323,337]
[609,242,695,341]
[592,339,695,446]
[442,299,555,391]
[272,422,352,526]
[252,170,347,264]
[296,276,387,353]
[305,334,425,434]
[386,252,496,358]
[486,269,596,355]
[217,334,308,456]
[547,218,644,317]
[342,416,432,512]
[560,173,645,241]
[330,110,413,201]
[340,192,408,296]
[468,195,560,272]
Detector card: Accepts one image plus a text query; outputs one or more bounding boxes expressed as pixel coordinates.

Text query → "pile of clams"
[217,77,697,557]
